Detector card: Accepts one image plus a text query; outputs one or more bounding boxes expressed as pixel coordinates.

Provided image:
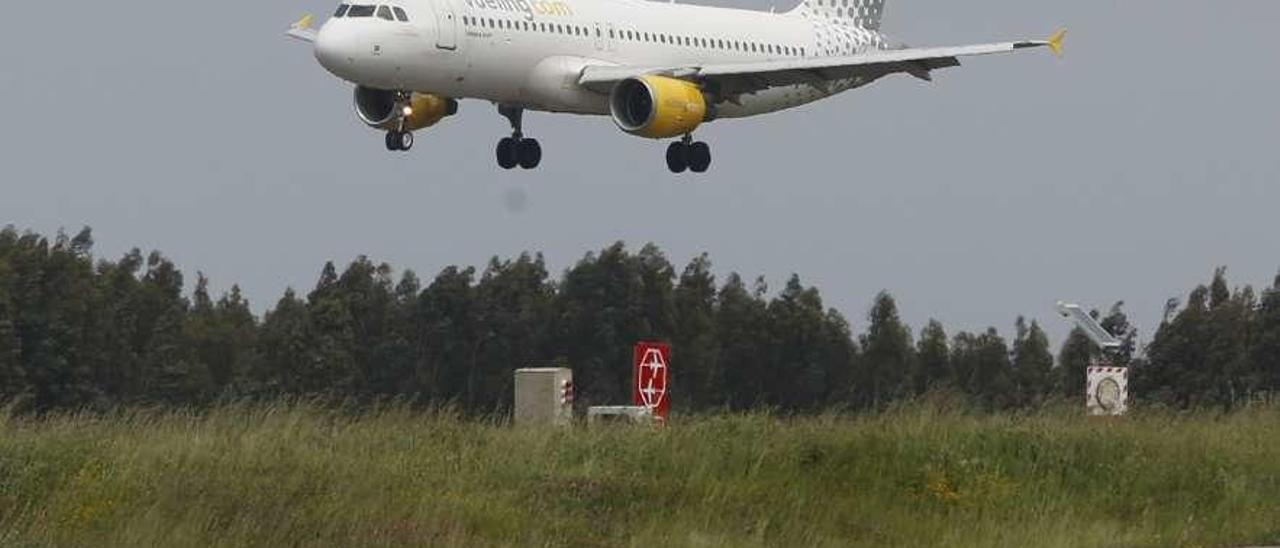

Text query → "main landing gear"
[496,105,542,170]
[666,135,711,174]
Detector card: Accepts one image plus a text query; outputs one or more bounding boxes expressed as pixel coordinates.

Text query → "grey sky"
[2,0,1277,348]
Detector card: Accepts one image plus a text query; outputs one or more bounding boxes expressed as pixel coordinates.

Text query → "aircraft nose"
[314,22,359,75]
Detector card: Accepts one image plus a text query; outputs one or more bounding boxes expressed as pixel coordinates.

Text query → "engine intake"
[609,76,708,139]
[353,86,458,131]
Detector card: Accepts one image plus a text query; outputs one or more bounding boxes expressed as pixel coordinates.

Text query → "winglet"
[287,14,318,43]
[1046,29,1067,58]
[293,14,315,31]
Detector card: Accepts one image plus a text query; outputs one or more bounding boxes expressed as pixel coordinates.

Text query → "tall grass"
[1,402,1278,547]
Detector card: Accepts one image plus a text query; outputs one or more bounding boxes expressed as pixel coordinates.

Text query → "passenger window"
[393,7,408,21]
[376,6,394,20]
[333,4,349,17]
[347,5,376,17]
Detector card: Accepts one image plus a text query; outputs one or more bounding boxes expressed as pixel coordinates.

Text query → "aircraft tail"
[787,0,885,30]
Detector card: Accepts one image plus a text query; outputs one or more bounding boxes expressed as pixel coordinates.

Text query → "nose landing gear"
[385,130,414,152]
[666,135,711,174]
[496,105,542,170]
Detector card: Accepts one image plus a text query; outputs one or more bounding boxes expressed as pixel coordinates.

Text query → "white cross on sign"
[637,348,668,409]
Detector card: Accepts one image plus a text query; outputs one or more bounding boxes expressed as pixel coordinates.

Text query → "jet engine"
[353,86,458,131]
[609,76,709,139]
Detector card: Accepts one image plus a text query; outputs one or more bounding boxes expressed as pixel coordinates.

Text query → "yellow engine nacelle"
[353,86,458,131]
[397,93,456,131]
[609,76,708,139]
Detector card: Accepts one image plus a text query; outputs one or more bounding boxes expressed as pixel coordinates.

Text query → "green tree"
[1145,286,1211,408]
[186,275,257,396]
[0,228,27,401]
[1254,273,1280,396]
[471,253,554,412]
[257,288,311,395]
[955,328,1014,409]
[1011,317,1053,407]
[418,265,477,403]
[914,320,950,394]
[766,275,838,410]
[552,243,648,408]
[334,257,397,397]
[1057,327,1094,402]
[717,274,770,410]
[857,291,914,408]
[303,260,359,395]
[10,230,102,410]
[371,270,421,399]
[1203,269,1256,408]
[135,252,204,404]
[673,254,719,410]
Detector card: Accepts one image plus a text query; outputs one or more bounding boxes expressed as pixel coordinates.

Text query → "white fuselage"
[314,0,894,119]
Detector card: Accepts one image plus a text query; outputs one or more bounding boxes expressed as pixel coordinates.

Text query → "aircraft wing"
[578,30,1064,96]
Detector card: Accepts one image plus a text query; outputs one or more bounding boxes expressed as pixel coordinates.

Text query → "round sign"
[1095,377,1121,412]
[636,347,669,410]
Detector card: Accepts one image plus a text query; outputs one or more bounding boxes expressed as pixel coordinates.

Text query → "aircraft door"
[593,22,604,51]
[606,23,616,51]
[434,0,458,50]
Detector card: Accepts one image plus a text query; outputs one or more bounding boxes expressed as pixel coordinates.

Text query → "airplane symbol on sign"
[638,348,667,409]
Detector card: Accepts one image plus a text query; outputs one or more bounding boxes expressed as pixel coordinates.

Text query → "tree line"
[1,226,1276,414]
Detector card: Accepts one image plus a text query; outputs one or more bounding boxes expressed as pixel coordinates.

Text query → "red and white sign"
[633,342,670,421]
[1086,365,1128,416]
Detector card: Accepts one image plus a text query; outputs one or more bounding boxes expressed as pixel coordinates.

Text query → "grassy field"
[1,403,1278,547]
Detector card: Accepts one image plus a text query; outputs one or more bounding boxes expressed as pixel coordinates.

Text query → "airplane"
[286,0,1063,173]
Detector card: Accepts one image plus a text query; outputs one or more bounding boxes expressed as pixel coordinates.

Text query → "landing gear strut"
[496,105,542,170]
[666,135,711,174]
[382,91,416,152]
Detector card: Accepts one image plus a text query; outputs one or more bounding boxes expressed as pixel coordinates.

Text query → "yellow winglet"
[1046,29,1067,58]
[293,14,315,31]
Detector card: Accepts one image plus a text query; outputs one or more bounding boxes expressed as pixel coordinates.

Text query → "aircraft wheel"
[688,141,711,173]
[385,131,401,151]
[398,131,414,152]
[496,137,519,170]
[666,142,688,174]
[517,139,542,169]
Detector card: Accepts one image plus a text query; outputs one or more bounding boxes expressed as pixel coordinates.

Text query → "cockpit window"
[376,6,395,20]
[393,7,409,21]
[347,5,376,17]
[333,4,349,17]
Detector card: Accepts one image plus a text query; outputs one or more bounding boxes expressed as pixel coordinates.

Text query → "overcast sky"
[1,0,1277,347]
